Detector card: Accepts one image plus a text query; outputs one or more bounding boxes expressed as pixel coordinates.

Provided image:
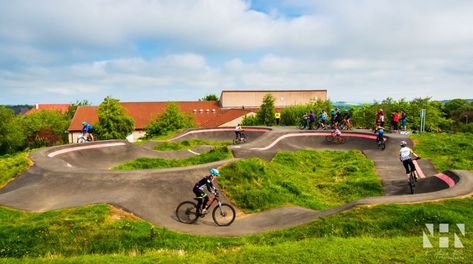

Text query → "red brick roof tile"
[26,104,70,115]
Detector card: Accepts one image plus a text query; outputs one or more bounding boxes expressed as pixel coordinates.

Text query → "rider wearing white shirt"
[399,141,419,181]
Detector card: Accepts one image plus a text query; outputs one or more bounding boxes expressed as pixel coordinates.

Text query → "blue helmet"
[210,168,220,177]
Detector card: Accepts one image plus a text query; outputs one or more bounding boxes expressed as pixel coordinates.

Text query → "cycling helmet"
[210,168,220,177]
[400,140,407,147]
[82,121,87,126]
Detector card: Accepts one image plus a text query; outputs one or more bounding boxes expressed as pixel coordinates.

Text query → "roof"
[221,89,327,93]
[68,101,253,131]
[25,104,70,115]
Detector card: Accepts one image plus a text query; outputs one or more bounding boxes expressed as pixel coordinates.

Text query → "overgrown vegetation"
[412,133,473,171]
[94,96,135,140]
[153,139,232,151]
[113,147,232,170]
[0,151,30,188]
[257,94,276,126]
[200,94,219,101]
[145,103,195,138]
[0,198,472,262]
[219,149,383,212]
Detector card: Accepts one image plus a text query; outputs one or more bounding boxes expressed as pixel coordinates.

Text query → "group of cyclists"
[301,108,352,131]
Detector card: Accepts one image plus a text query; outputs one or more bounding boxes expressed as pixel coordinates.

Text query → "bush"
[256,94,276,126]
[94,96,135,140]
[242,114,260,126]
[145,103,194,138]
[0,106,26,154]
[21,110,69,148]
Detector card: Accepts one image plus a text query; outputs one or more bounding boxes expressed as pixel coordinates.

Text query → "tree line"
[243,95,473,133]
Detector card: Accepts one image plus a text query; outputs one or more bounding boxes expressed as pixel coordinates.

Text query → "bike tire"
[212,203,236,226]
[325,135,334,142]
[381,142,386,150]
[77,138,85,144]
[298,123,305,130]
[176,201,199,224]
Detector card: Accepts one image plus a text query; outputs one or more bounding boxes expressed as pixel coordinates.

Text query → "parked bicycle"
[176,191,236,226]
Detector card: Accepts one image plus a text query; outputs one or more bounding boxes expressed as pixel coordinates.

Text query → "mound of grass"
[113,147,232,170]
[412,133,473,171]
[218,149,383,212]
[0,151,31,188]
[1,198,472,262]
[153,139,232,151]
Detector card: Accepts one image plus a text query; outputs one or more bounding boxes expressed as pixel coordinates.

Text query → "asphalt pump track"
[1,127,472,236]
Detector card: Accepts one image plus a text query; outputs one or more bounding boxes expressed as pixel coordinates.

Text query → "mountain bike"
[298,119,309,130]
[233,132,248,144]
[407,157,421,194]
[377,137,386,150]
[176,191,236,226]
[77,132,94,143]
[325,133,345,144]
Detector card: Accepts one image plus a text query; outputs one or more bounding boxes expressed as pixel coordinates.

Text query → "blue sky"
[1,0,472,105]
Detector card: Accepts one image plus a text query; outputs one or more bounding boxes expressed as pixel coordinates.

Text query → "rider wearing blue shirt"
[376,126,384,143]
[81,121,94,141]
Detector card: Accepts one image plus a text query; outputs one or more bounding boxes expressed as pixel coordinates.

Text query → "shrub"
[94,96,135,140]
[145,103,194,138]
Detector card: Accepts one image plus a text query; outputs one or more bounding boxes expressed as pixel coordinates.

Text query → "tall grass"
[219,149,383,212]
[113,147,232,170]
[412,133,473,171]
[0,198,472,261]
[0,151,31,188]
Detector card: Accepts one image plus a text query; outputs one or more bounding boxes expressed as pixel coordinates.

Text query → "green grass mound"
[412,133,473,171]
[113,147,232,170]
[153,139,232,151]
[1,198,472,262]
[219,149,383,212]
[0,151,30,188]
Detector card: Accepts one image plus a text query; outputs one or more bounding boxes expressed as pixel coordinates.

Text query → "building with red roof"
[68,101,255,143]
[25,104,71,115]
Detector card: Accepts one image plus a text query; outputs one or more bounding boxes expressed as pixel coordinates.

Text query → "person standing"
[275,111,281,126]
[401,111,407,132]
[309,111,315,130]
[392,111,400,132]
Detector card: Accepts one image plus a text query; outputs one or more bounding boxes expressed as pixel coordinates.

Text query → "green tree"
[94,96,134,140]
[0,106,26,154]
[200,94,219,101]
[145,103,195,138]
[65,99,90,120]
[257,94,276,126]
[21,110,69,148]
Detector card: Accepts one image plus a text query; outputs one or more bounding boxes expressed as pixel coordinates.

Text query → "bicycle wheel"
[381,142,386,150]
[325,135,334,142]
[77,137,85,143]
[176,201,199,224]
[212,203,236,226]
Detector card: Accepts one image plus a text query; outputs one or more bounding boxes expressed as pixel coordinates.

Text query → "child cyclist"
[375,125,384,144]
[332,124,342,138]
[399,141,420,182]
[193,168,220,215]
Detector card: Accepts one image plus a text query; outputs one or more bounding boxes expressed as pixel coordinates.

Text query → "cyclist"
[81,121,94,141]
[319,110,327,129]
[332,124,342,138]
[235,123,242,140]
[193,168,220,215]
[375,126,384,144]
[343,110,351,129]
[399,141,419,182]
